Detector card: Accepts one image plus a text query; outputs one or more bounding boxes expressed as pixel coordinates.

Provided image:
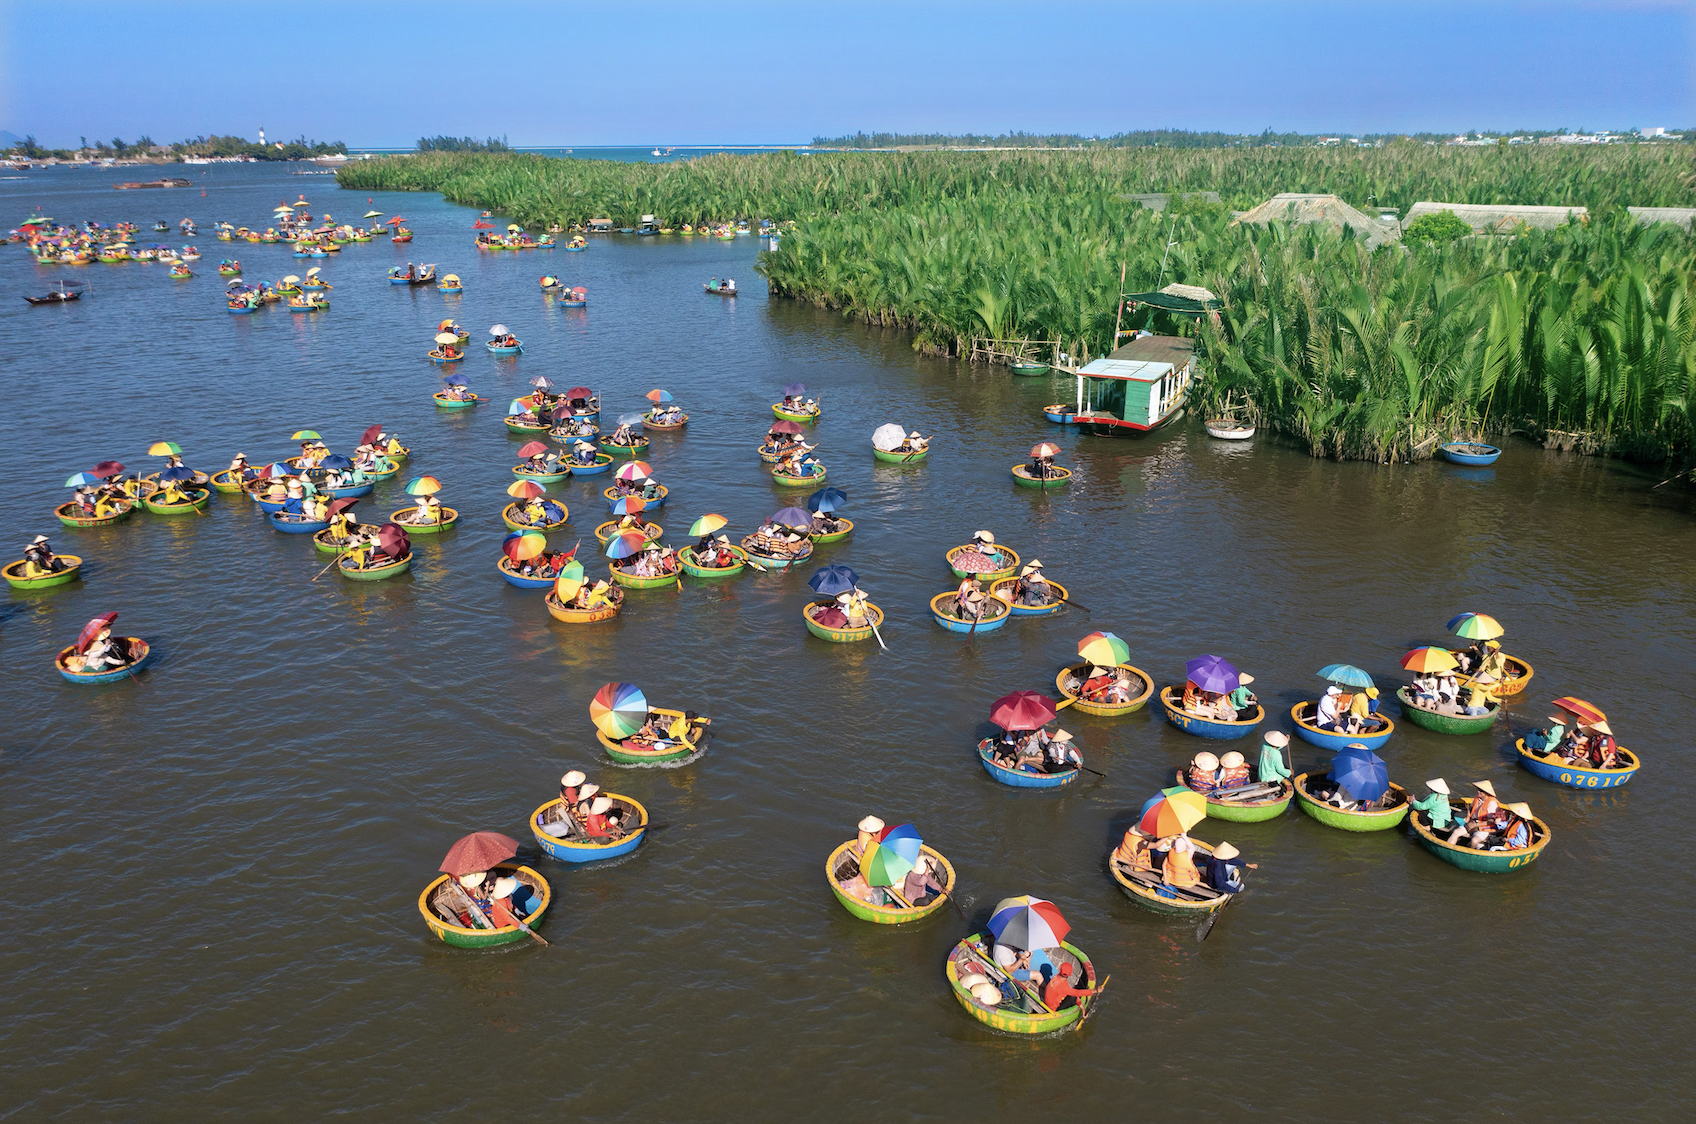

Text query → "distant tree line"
[1,133,346,161]
[416,135,511,153]
[811,128,1695,149]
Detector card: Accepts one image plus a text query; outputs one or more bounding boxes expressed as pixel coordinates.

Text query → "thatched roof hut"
[1403,201,1587,234]
[1232,193,1399,249]
[1118,192,1222,212]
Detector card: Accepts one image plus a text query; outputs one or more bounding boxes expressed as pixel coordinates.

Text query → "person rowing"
[570,439,599,466]
[899,430,929,454]
[1203,842,1255,894]
[954,576,990,621]
[1257,731,1292,785]
[74,625,134,673]
[228,452,255,481]
[1081,666,1134,705]
[1010,560,1053,606]
[836,587,871,628]
[605,423,641,448]
[21,535,67,576]
[693,533,737,568]
[1408,778,1459,833]
[324,506,359,546]
[810,509,845,537]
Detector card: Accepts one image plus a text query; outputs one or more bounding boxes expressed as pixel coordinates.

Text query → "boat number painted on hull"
[1560,772,1624,787]
[1508,854,1537,868]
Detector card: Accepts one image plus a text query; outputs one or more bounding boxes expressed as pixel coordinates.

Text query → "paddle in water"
[1195,891,1235,942]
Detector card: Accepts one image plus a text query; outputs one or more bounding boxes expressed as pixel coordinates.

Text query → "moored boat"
[4,555,83,590]
[1158,686,1263,739]
[1515,737,1640,789]
[1292,773,1409,832]
[932,592,1011,634]
[418,864,551,947]
[1175,770,1293,822]
[1110,838,1232,916]
[826,841,956,924]
[1409,796,1551,873]
[56,639,152,684]
[1396,686,1499,735]
[1289,700,1395,752]
[595,707,705,764]
[55,500,133,527]
[989,576,1069,616]
[679,544,745,577]
[1012,463,1072,488]
[393,508,459,534]
[1205,420,1256,440]
[1440,441,1501,466]
[1009,360,1050,376]
[976,738,1076,786]
[530,796,648,861]
[945,934,1098,1035]
[803,601,882,643]
[1043,404,1077,424]
[1055,663,1155,716]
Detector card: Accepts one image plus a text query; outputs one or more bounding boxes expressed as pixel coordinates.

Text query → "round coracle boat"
[772,465,826,487]
[1174,770,1293,822]
[1158,686,1264,739]
[1055,663,1155,717]
[975,738,1077,788]
[740,536,812,570]
[433,391,482,409]
[757,443,788,464]
[513,464,571,484]
[1515,737,1640,789]
[56,639,152,684]
[1110,837,1234,916]
[428,349,465,364]
[603,485,667,510]
[531,796,648,862]
[932,592,1011,634]
[418,864,550,948]
[873,444,928,463]
[209,469,246,494]
[644,412,687,430]
[1290,700,1394,752]
[1043,404,1077,424]
[338,552,412,581]
[569,453,615,475]
[1440,441,1501,466]
[989,576,1069,617]
[827,842,956,924]
[544,587,623,623]
[596,520,663,545]
[1395,686,1499,735]
[945,934,1099,1035]
[1205,420,1256,440]
[312,527,364,554]
[5,555,83,590]
[55,500,133,527]
[1409,796,1550,873]
[596,707,705,764]
[1009,360,1049,376]
[599,436,650,457]
[392,507,460,534]
[772,403,820,423]
[1012,464,1072,488]
[1460,654,1533,697]
[268,511,330,535]
[504,416,549,435]
[609,559,679,589]
[502,501,568,532]
[142,488,211,515]
[1292,773,1409,832]
[810,518,853,545]
[679,544,746,578]
[946,544,1020,582]
[803,601,882,643]
[497,557,559,589]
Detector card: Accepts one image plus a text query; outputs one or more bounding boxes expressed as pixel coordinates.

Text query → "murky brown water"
[2,165,1692,1121]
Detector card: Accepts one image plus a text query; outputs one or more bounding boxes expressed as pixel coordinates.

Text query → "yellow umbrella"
[506,224,521,232]
[555,572,585,601]
[282,274,300,284]
[434,332,459,345]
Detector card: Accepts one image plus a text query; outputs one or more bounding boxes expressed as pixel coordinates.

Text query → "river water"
[2,163,1692,1122]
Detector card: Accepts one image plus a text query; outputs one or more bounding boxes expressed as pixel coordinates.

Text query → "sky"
[3,0,1692,147]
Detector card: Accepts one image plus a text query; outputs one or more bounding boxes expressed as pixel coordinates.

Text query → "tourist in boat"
[953,576,989,621]
[992,943,1053,987]
[1216,750,1251,789]
[607,423,639,447]
[515,495,551,527]
[22,535,68,576]
[1499,803,1534,849]
[1186,751,1220,792]
[1257,731,1292,785]
[810,509,845,537]
[559,770,588,810]
[1027,450,1061,479]
[582,796,626,842]
[1203,842,1254,894]
[854,816,884,858]
[571,440,599,466]
[1408,778,1459,832]
[902,855,944,907]
[1345,686,1382,732]
[1523,713,1567,754]
[1114,825,1156,873]
[1012,561,1053,606]
[441,380,474,402]
[958,530,1008,572]
[1038,729,1080,773]
[1460,676,1495,716]
[1448,780,1502,846]
[1411,670,1439,706]
[1082,666,1133,705]
[228,452,254,481]
[1315,685,1344,730]
[1160,835,1202,889]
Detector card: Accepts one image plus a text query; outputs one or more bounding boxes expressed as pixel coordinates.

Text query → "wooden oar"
[963,939,1050,1014]
[310,546,353,582]
[1195,890,1236,942]
[1054,590,1091,614]
[450,880,549,947]
[936,886,967,922]
[1079,764,1109,780]
[867,611,889,652]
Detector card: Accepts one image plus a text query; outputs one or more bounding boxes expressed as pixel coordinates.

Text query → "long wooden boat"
[209,469,246,494]
[392,508,459,535]
[268,511,330,535]
[530,796,648,862]
[599,437,650,457]
[609,561,678,589]
[1514,737,1640,789]
[597,520,663,545]
[141,488,211,515]
[988,576,1069,616]
[872,445,928,463]
[1012,464,1072,488]
[1459,654,1533,698]
[497,557,556,589]
[826,842,956,924]
[56,639,152,684]
[1110,839,1231,916]
[603,485,666,510]
[432,391,483,409]
[932,592,1011,634]
[1395,686,1500,735]
[739,537,812,570]
[55,501,133,527]
[1292,773,1409,832]
[4,555,83,590]
[1409,796,1550,873]
[569,453,615,475]
[975,738,1077,787]
[1174,770,1293,822]
[1157,686,1264,739]
[338,552,412,581]
[945,545,1020,581]
[1440,442,1501,466]
[644,412,688,430]
[418,864,551,948]
[1043,404,1078,424]
[544,588,622,623]
[1055,663,1155,716]
[502,502,568,532]
[810,518,854,545]
[679,544,745,577]
[595,707,705,764]
[1290,700,1394,751]
[945,934,1098,1035]
[513,465,572,484]
[803,602,883,643]
[771,404,820,423]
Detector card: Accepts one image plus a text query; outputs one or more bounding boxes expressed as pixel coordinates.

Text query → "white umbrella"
[306,266,321,276]
[872,423,907,452]
[282,274,300,284]
[434,332,458,345]
[489,324,508,336]
[363,210,383,218]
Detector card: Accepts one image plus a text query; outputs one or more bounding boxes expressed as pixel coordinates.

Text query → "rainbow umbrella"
[989,690,1058,731]
[1447,612,1505,641]
[1078,631,1130,667]
[1318,664,1375,688]
[986,896,1070,951]
[1553,696,1607,726]
[688,513,727,536]
[147,441,182,456]
[610,496,647,516]
[615,461,653,482]
[591,682,648,738]
[646,388,673,402]
[404,475,442,496]
[290,430,321,441]
[507,399,531,416]
[1402,647,1458,673]
[1137,787,1208,836]
[604,531,650,559]
[507,479,547,499]
[862,823,924,886]
[503,529,546,561]
[64,472,101,488]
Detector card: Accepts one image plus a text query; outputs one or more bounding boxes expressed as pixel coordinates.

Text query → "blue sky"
[2,1,1691,146]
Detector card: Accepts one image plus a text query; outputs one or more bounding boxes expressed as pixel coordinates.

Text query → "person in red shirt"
[583,795,625,841]
[1042,962,1100,1012]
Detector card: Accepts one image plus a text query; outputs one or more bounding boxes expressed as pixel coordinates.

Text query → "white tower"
[258,125,265,145]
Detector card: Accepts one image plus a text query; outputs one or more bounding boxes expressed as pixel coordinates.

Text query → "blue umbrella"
[771,506,812,529]
[617,413,646,428]
[781,382,807,395]
[441,373,468,386]
[806,487,848,513]
[159,465,197,483]
[507,399,530,416]
[1318,663,1375,689]
[320,454,354,470]
[807,564,860,596]
[1329,745,1389,803]
[63,472,101,488]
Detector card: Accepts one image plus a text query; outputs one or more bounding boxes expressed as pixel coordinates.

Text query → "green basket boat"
[1009,361,1050,376]
[432,392,483,410]
[1109,839,1232,916]
[418,865,550,948]
[1396,687,1501,735]
[608,561,678,589]
[771,404,820,423]
[596,707,705,763]
[513,465,571,484]
[339,552,412,581]
[1173,771,1294,822]
[945,935,1099,1035]
[55,501,134,527]
[679,545,746,578]
[772,469,826,488]
[4,556,83,590]
[873,445,929,464]
[311,529,362,554]
[1012,464,1072,488]
[1409,799,1551,873]
[599,438,650,457]
[810,518,853,544]
[390,507,459,534]
[142,488,211,515]
[826,841,956,923]
[1293,773,1409,832]
[946,544,1020,581]
[803,601,882,643]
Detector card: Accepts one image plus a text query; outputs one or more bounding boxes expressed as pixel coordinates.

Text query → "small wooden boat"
[1205,420,1256,440]
[1158,686,1263,739]
[418,864,551,948]
[1289,701,1395,752]
[268,511,330,535]
[704,283,738,297]
[56,639,152,684]
[602,485,666,510]
[599,436,650,457]
[1515,737,1640,789]
[1012,464,1072,488]
[1292,773,1409,832]
[544,587,623,623]
[597,520,663,545]
[4,555,82,590]
[772,465,826,487]
[504,416,549,435]
[644,412,688,430]
[1009,360,1049,376]
[1175,771,1294,822]
[946,934,1099,1035]
[1395,686,1499,735]
[1460,654,1533,697]
[826,842,956,924]
[513,464,571,484]
[338,552,412,581]
[975,737,1077,786]
[569,453,615,475]
[872,445,928,464]
[596,707,705,764]
[1441,442,1501,466]
[311,527,363,554]
[1055,663,1155,716]
[487,340,524,355]
[932,593,1011,634]
[1043,404,1077,424]
[432,391,482,409]
[678,544,745,577]
[141,487,211,515]
[497,557,559,589]
[208,469,246,494]
[1409,796,1551,873]
[531,796,648,860]
[428,349,466,364]
[810,518,854,545]
[609,560,679,589]
[803,601,883,642]
[393,508,459,534]
[502,501,568,532]
[771,404,820,423]
[1110,839,1233,916]
[988,576,1069,616]
[55,500,132,527]
[945,545,1020,581]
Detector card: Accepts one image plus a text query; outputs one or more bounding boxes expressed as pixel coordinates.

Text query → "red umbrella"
[90,460,126,477]
[769,420,804,435]
[565,386,594,399]
[360,424,384,446]
[989,690,1059,731]
[473,220,494,229]
[438,831,520,876]
[1553,696,1608,726]
[386,216,405,226]
[75,612,118,653]
[376,522,410,558]
[813,605,849,628]
[327,497,359,517]
[517,440,550,458]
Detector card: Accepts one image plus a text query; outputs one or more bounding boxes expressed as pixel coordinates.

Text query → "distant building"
[1628,207,1696,231]
[1232,193,1399,249]
[1403,201,1587,234]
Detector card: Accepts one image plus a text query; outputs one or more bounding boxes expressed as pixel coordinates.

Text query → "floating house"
[1073,335,1197,437]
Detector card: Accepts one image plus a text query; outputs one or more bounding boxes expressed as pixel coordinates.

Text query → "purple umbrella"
[1185,654,1241,694]
[781,382,806,396]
